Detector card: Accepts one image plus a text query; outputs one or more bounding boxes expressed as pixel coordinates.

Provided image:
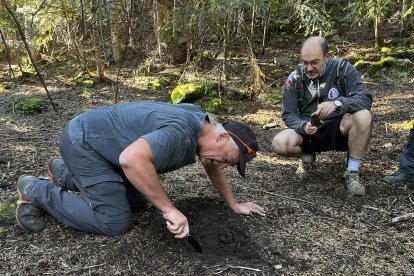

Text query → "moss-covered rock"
[367,56,413,78]
[354,60,372,70]
[171,83,206,104]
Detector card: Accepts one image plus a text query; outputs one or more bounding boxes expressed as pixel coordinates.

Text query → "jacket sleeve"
[337,63,372,115]
[281,71,308,135]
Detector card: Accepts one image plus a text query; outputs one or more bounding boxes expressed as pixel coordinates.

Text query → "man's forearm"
[119,138,174,214]
[204,164,237,210]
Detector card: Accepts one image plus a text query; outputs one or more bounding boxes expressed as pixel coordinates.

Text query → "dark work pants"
[400,127,414,176]
[29,126,147,236]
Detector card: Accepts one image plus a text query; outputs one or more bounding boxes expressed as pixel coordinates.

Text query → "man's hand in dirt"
[233,202,266,216]
[163,207,189,238]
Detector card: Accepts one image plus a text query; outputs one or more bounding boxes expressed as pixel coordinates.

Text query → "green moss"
[81,89,93,99]
[0,195,17,215]
[194,92,240,114]
[405,120,414,131]
[150,76,172,90]
[381,47,392,53]
[354,60,371,70]
[367,55,414,79]
[0,81,14,93]
[171,83,205,104]
[0,195,18,230]
[15,98,45,114]
[68,71,95,86]
[387,49,414,60]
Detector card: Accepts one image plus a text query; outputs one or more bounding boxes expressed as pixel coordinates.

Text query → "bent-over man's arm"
[203,163,265,216]
[119,138,189,238]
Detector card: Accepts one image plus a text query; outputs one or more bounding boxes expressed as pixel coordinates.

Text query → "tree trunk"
[79,0,86,35]
[402,0,414,32]
[261,4,271,55]
[91,0,106,81]
[111,0,122,64]
[60,0,88,72]
[157,0,168,28]
[153,0,161,58]
[374,13,383,48]
[0,27,15,78]
[250,0,256,55]
[223,10,230,81]
[127,0,134,46]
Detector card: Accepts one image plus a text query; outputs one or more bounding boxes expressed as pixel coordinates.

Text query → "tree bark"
[91,0,106,81]
[0,27,15,78]
[261,4,271,55]
[250,0,256,55]
[374,13,383,48]
[111,0,122,64]
[153,0,162,58]
[374,0,383,48]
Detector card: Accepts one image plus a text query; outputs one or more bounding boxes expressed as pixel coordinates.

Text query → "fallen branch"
[391,213,414,223]
[214,265,261,274]
[244,187,315,204]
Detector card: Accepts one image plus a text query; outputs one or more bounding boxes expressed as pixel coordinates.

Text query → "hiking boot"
[295,153,316,180]
[16,175,45,233]
[48,157,66,186]
[384,171,414,185]
[344,170,365,196]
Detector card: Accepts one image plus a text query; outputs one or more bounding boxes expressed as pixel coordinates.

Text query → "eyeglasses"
[301,59,322,68]
[226,131,257,162]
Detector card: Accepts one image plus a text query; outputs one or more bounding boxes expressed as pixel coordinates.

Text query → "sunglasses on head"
[226,131,257,162]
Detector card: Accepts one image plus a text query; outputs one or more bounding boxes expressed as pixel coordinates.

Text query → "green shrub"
[15,98,45,114]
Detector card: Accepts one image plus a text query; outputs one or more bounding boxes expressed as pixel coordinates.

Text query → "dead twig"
[391,213,414,223]
[214,265,261,274]
[362,205,390,214]
[244,187,315,204]
[409,195,414,206]
[65,263,106,274]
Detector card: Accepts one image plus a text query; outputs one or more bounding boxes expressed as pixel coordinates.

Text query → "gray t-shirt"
[68,102,206,174]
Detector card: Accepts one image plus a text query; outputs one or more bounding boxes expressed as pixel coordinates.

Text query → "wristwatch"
[333,100,342,111]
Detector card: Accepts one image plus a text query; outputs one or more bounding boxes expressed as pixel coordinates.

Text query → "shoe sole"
[15,176,45,232]
[383,178,414,185]
[349,190,365,196]
[16,204,45,232]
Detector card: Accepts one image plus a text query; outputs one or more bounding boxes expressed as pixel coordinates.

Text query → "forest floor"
[0,40,414,275]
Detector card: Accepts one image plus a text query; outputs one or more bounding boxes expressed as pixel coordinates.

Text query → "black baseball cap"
[222,121,259,177]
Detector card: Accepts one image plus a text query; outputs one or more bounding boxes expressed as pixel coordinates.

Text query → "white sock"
[300,153,314,163]
[347,157,361,172]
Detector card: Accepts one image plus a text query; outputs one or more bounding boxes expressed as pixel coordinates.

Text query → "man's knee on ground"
[99,215,132,236]
[272,136,284,153]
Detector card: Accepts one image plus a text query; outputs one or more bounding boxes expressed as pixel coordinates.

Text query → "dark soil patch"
[0,57,414,275]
